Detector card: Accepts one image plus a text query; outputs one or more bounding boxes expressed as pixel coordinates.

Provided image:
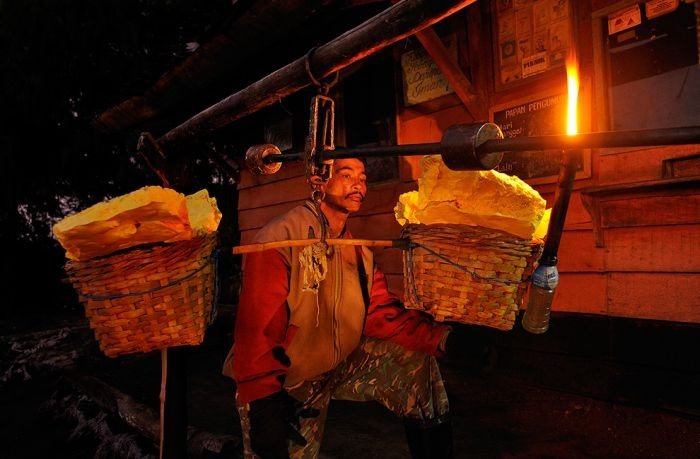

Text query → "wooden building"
[97,0,700,409]
[237,0,700,325]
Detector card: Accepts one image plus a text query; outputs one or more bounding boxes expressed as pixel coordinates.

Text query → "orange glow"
[566,51,579,136]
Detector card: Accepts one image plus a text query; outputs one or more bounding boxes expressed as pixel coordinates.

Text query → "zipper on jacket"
[331,247,342,367]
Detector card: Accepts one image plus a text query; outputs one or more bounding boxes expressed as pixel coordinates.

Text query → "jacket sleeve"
[231,249,296,403]
[363,266,450,356]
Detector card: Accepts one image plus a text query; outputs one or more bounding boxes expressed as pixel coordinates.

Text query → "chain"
[304,46,339,205]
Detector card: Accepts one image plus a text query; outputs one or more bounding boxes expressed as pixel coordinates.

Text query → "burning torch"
[521,52,581,334]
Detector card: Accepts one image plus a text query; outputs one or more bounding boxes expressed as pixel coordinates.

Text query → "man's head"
[320,158,367,214]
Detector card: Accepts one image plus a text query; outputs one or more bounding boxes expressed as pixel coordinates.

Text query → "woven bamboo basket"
[65,234,218,357]
[402,224,542,330]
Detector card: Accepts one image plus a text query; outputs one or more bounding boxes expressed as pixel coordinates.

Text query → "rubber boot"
[403,416,454,459]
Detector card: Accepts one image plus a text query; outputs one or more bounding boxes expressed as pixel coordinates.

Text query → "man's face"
[321,159,367,214]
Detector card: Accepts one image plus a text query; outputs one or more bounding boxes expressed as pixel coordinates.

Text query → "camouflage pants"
[236,336,449,459]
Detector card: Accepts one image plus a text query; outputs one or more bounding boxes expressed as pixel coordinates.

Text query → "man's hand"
[440,325,499,376]
[248,391,320,458]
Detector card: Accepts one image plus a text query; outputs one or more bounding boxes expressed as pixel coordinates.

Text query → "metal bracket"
[305,94,336,201]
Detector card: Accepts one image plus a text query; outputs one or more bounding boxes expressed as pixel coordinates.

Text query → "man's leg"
[235,380,333,459]
[329,336,453,458]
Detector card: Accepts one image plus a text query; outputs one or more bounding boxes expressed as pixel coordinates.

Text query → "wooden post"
[415,27,486,120]
[157,0,478,150]
[159,347,188,459]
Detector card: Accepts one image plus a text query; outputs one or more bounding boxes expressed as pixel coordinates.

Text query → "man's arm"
[363,266,450,356]
[231,249,296,403]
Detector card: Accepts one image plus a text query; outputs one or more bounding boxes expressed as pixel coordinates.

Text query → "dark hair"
[339,157,366,164]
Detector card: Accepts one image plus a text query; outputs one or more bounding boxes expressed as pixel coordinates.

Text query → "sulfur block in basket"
[395,155,546,240]
[53,186,192,261]
[395,156,546,330]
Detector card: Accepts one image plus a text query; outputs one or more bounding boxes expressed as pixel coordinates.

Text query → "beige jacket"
[229,202,374,388]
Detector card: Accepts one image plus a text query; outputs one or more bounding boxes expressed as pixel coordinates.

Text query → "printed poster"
[495,0,572,87]
[645,0,679,19]
[608,4,642,35]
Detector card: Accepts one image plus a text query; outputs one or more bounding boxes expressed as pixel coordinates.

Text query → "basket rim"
[402,222,543,245]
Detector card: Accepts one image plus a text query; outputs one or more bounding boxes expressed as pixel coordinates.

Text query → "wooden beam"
[93,0,332,135]
[160,348,188,459]
[158,0,478,150]
[415,27,486,120]
[580,176,700,247]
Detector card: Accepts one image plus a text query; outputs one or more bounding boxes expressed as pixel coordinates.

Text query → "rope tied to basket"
[405,242,528,309]
[75,249,221,325]
[401,224,542,330]
[410,242,527,285]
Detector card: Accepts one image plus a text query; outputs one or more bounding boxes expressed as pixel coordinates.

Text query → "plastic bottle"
[521,263,559,334]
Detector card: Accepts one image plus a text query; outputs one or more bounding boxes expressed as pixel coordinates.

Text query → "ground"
[1,320,699,458]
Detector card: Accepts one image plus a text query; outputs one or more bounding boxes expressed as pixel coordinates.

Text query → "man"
[224,158,455,458]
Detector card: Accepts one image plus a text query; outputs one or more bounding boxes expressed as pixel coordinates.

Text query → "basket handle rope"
[76,249,221,325]
[232,238,401,254]
[406,242,528,307]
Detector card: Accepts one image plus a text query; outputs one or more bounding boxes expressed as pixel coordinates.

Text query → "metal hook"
[304,47,339,95]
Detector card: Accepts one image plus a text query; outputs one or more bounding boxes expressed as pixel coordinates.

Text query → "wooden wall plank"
[607,273,700,323]
[663,154,700,178]
[598,145,700,185]
[548,273,608,315]
[538,190,593,230]
[397,94,463,123]
[354,181,416,218]
[238,162,305,190]
[347,212,403,240]
[600,194,700,228]
[239,176,308,210]
[557,230,606,273]
[605,225,700,272]
[396,104,470,181]
[239,200,305,231]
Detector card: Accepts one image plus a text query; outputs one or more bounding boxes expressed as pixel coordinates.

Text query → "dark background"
[0,0,399,333]
[0,0,244,332]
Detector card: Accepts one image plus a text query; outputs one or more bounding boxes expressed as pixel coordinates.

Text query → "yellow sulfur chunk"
[186,189,222,237]
[395,155,546,240]
[53,186,192,261]
[533,208,551,240]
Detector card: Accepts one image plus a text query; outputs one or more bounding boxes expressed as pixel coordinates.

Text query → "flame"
[566,51,579,136]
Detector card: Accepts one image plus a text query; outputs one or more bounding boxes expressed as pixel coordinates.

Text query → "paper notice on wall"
[645,0,679,19]
[522,52,548,78]
[532,1,550,31]
[515,7,533,37]
[500,39,519,66]
[608,4,642,35]
[495,0,571,86]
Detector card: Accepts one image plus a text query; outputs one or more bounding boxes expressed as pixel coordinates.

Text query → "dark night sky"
[0,0,235,328]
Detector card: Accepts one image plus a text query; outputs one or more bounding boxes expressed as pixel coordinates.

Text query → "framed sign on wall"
[399,33,463,106]
[489,87,591,185]
[492,0,574,91]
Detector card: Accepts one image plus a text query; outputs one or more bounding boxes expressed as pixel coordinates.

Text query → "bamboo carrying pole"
[157,0,478,149]
[232,238,401,255]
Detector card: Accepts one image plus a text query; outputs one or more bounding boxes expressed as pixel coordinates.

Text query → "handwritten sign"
[400,46,454,106]
[491,93,587,183]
